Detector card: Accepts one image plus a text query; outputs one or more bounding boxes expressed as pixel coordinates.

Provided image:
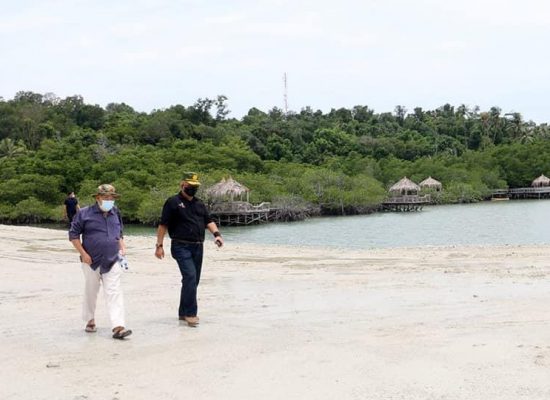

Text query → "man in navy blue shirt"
[63,191,80,225]
[69,184,132,339]
[155,172,223,327]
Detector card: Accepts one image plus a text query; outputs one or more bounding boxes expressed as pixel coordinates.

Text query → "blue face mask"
[99,200,115,212]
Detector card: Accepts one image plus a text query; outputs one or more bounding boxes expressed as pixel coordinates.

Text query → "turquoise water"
[124,200,550,249]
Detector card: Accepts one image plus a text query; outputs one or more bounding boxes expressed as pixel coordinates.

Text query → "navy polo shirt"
[69,203,124,273]
[64,197,79,217]
[160,193,213,243]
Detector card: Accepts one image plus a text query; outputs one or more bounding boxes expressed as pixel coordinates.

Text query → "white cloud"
[109,22,158,39]
[1,0,550,122]
[203,12,248,25]
[0,13,60,33]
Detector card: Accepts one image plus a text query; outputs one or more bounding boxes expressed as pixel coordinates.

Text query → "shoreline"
[1,224,550,399]
[9,221,550,252]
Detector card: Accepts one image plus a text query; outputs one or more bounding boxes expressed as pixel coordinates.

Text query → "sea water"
[124,200,550,249]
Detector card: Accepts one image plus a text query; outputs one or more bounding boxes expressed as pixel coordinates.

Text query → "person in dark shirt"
[63,191,80,225]
[69,184,132,339]
[155,172,224,327]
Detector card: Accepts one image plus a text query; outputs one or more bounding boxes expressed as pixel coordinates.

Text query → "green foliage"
[10,197,54,223]
[0,174,64,204]
[136,187,173,226]
[0,138,27,159]
[77,180,101,207]
[0,203,13,223]
[295,168,385,214]
[111,179,143,222]
[230,172,284,204]
[1,92,548,223]
[439,182,488,203]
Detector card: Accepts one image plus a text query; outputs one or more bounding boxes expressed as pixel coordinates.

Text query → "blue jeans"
[171,242,203,317]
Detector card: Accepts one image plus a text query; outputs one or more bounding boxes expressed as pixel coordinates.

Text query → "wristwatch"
[155,243,163,248]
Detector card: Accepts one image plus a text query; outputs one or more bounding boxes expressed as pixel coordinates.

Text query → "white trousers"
[81,262,125,330]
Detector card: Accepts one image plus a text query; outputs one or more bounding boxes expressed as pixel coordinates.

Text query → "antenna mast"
[283,72,288,114]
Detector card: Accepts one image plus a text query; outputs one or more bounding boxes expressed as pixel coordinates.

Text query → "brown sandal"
[85,323,97,333]
[112,328,132,339]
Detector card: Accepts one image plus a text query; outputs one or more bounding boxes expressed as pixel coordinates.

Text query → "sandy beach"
[1,224,550,399]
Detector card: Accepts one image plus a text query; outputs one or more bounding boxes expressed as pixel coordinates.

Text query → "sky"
[2,0,550,122]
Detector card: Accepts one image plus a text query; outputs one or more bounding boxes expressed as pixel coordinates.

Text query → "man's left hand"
[214,237,224,247]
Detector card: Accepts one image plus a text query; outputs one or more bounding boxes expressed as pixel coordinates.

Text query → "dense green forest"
[1,91,549,224]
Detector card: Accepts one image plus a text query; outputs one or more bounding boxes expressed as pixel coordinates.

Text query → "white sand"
[1,224,550,400]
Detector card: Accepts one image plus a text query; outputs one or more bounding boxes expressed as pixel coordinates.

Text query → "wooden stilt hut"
[531,174,550,187]
[419,176,442,192]
[206,177,250,203]
[205,177,271,225]
[389,177,420,196]
[382,177,430,211]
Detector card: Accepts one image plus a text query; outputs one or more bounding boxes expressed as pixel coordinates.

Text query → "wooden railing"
[509,187,550,194]
[209,201,271,213]
[491,187,550,195]
[383,195,431,204]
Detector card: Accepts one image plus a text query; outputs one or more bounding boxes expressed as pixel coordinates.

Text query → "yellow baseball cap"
[182,172,201,186]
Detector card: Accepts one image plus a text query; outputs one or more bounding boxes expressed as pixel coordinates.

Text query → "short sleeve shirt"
[69,204,123,273]
[64,197,79,216]
[160,193,213,242]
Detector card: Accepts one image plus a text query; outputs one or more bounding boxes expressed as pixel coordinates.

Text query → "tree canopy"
[0,91,547,223]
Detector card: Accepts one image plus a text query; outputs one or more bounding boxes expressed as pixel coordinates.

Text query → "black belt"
[172,238,203,245]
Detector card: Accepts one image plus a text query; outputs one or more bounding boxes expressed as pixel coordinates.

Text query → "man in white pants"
[69,184,132,339]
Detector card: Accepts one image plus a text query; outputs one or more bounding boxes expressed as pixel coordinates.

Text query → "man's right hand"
[155,247,165,260]
[81,252,92,265]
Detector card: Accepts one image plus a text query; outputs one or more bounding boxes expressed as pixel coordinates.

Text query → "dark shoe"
[112,328,132,339]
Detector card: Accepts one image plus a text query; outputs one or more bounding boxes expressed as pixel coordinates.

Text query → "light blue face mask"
[99,200,115,212]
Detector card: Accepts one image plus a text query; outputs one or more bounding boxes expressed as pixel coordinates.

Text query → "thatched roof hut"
[532,174,550,187]
[206,177,250,202]
[419,176,442,191]
[389,177,420,195]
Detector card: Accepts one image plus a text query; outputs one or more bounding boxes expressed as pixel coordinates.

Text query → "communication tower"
[283,72,288,114]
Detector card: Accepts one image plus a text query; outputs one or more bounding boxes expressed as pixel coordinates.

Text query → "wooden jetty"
[381,195,431,211]
[491,187,550,200]
[208,201,273,226]
[205,176,310,225]
[382,177,431,212]
[491,174,550,200]
[206,177,273,225]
